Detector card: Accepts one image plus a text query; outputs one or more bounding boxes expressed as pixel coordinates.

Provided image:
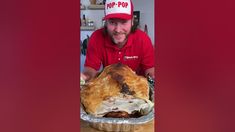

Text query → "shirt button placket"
[118,51,122,61]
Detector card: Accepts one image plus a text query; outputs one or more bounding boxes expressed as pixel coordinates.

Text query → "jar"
[89,0,96,5]
[87,20,94,27]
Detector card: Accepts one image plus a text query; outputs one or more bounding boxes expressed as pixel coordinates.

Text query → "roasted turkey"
[80,63,154,118]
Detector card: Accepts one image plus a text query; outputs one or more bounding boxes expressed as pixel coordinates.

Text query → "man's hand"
[145,67,155,79]
[80,73,88,85]
[81,73,88,81]
[82,66,98,82]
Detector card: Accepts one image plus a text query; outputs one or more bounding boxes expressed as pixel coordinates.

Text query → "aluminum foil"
[80,79,155,131]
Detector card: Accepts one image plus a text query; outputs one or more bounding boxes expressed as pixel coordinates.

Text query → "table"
[80,119,154,132]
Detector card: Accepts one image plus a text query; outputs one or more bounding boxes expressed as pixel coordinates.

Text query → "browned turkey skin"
[81,63,151,118]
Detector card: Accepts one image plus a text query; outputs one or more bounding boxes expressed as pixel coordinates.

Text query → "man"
[81,0,154,81]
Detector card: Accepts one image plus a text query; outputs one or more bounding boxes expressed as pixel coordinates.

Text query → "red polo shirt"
[84,28,154,76]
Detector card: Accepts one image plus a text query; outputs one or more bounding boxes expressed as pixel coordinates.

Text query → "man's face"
[106,18,132,46]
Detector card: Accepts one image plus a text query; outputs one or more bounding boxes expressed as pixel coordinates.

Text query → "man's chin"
[114,39,123,43]
[111,35,128,45]
[113,40,126,45]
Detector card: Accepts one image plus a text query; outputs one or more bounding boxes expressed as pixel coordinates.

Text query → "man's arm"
[145,67,155,79]
[81,66,98,81]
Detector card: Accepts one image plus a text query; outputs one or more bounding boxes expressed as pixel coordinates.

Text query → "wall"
[133,0,155,43]
[80,0,104,40]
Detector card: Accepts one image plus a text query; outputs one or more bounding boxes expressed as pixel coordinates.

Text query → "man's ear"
[104,20,107,26]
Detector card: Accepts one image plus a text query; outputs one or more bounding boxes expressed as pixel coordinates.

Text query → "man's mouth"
[113,33,125,39]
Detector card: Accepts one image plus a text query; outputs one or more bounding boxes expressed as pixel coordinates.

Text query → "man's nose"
[114,23,122,32]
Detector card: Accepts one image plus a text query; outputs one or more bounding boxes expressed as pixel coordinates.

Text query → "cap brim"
[103,13,132,20]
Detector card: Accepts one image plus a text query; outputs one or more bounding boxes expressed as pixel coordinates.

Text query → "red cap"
[103,0,134,20]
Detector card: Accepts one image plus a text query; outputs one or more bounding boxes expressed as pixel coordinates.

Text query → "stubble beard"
[110,32,130,48]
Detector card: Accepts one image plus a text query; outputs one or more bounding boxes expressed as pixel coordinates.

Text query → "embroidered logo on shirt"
[124,56,139,60]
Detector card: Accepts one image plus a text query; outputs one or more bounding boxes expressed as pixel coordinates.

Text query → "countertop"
[80,119,154,132]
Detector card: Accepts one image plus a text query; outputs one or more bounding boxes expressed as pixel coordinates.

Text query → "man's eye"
[121,21,127,24]
[109,21,115,24]
[121,20,128,24]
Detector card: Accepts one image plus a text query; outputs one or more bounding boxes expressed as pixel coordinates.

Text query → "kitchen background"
[80,0,154,71]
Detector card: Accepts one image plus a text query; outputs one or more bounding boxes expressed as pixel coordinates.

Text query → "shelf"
[87,4,105,10]
[80,5,86,10]
[80,26,96,31]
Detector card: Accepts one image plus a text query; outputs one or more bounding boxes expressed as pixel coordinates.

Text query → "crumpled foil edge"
[80,82,155,125]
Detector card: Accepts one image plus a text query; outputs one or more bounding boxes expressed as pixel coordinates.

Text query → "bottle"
[82,14,86,26]
[144,24,148,35]
[103,0,106,5]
